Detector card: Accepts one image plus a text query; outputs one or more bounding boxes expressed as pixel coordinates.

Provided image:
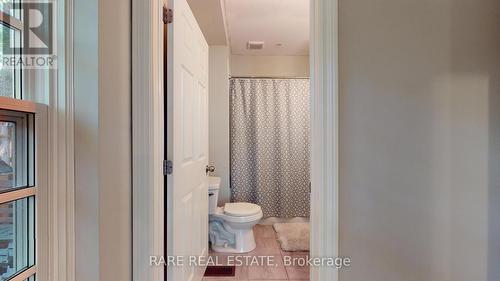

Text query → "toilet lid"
[224,202,261,217]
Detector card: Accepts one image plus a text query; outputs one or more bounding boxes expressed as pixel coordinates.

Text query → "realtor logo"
[1,1,56,69]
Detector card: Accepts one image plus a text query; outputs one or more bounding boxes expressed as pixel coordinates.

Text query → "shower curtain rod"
[229,76,310,79]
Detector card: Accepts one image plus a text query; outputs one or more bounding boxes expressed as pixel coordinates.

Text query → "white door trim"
[51,0,77,278]
[37,0,76,280]
[132,0,165,281]
[132,0,340,280]
[310,0,339,280]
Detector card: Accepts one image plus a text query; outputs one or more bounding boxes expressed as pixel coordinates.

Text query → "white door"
[166,0,209,280]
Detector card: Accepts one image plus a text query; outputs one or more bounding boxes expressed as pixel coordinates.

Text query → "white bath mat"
[273,222,310,251]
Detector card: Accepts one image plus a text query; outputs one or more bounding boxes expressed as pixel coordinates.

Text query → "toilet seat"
[212,206,263,224]
[224,202,261,217]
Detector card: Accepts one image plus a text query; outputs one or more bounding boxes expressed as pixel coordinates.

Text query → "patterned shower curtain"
[230,78,310,218]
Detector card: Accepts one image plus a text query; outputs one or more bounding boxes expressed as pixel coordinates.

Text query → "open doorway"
[186,0,312,280]
[132,0,339,280]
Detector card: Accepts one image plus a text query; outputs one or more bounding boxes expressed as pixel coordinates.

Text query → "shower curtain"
[230,78,310,218]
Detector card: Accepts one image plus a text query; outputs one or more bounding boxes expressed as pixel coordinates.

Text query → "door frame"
[131,0,339,280]
[309,0,339,280]
[132,0,165,281]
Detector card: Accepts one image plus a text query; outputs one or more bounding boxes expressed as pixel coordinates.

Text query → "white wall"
[74,0,99,279]
[230,55,309,77]
[339,0,500,281]
[98,0,131,280]
[209,46,231,203]
[74,0,131,280]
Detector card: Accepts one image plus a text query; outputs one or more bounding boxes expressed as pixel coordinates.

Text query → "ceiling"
[225,0,309,56]
[187,0,228,45]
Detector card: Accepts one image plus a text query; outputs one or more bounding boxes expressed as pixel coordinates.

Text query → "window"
[1,3,39,281]
[0,108,35,281]
[0,2,23,99]
[0,1,21,19]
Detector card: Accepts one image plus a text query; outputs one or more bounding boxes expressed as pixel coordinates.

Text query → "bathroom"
[190,0,311,280]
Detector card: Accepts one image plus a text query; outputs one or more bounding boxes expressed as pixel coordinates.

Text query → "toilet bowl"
[208,177,263,253]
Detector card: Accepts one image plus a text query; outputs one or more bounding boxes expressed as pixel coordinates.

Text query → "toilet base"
[211,227,257,253]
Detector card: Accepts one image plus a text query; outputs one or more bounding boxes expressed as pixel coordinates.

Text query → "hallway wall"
[74,0,99,279]
[74,0,131,280]
[339,0,500,280]
[98,0,132,280]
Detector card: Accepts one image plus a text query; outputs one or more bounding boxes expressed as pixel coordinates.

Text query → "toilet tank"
[208,176,221,214]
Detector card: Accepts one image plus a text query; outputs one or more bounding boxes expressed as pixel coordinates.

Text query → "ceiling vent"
[246,41,264,50]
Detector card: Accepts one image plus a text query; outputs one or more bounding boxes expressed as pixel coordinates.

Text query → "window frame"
[0,97,37,281]
[0,112,32,192]
[2,1,53,280]
[0,7,24,100]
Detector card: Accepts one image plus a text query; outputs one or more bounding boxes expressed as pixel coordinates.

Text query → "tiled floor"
[203,225,310,281]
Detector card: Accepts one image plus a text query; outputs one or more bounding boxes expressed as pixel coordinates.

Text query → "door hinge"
[163,160,173,175]
[163,7,173,24]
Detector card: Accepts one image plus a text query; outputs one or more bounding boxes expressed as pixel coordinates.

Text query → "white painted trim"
[310,0,339,280]
[132,0,165,280]
[12,0,76,280]
[44,0,76,279]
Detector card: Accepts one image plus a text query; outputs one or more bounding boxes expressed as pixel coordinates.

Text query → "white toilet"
[208,177,263,253]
